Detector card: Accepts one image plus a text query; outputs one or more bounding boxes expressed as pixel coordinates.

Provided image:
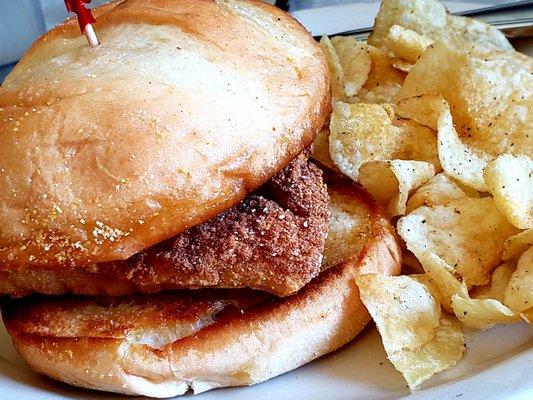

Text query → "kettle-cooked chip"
[356,273,440,352]
[354,46,407,104]
[396,44,533,161]
[312,128,338,172]
[319,36,346,101]
[359,160,435,216]
[387,315,464,390]
[451,295,519,330]
[357,162,398,208]
[369,0,512,54]
[411,251,468,312]
[397,197,519,287]
[383,25,432,63]
[447,261,521,331]
[316,1,531,390]
[472,262,516,303]
[395,94,441,130]
[413,252,519,329]
[503,229,533,261]
[329,102,439,181]
[445,14,513,52]
[356,273,464,389]
[492,51,533,73]
[395,94,492,191]
[330,36,372,97]
[406,172,479,214]
[369,0,446,51]
[320,35,407,104]
[391,58,413,73]
[322,188,373,269]
[504,246,533,313]
[411,273,442,305]
[436,104,492,191]
[521,309,533,325]
[411,256,519,329]
[484,155,533,230]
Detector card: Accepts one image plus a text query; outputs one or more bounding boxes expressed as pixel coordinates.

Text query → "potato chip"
[503,229,533,261]
[406,172,479,214]
[397,197,519,287]
[521,309,533,325]
[395,94,442,130]
[504,246,533,313]
[319,36,345,101]
[412,256,518,328]
[411,273,442,305]
[357,161,398,207]
[384,25,432,63]
[358,160,435,216]
[392,58,413,73]
[472,262,516,303]
[395,94,492,191]
[369,0,445,51]
[387,315,464,389]
[369,0,512,54]
[329,102,439,181]
[413,251,468,312]
[435,99,493,191]
[330,36,372,97]
[396,43,533,159]
[312,128,338,172]
[451,295,519,330]
[492,51,533,74]
[354,46,406,104]
[356,273,440,352]
[322,188,373,269]
[445,14,514,52]
[484,154,533,229]
[412,252,519,329]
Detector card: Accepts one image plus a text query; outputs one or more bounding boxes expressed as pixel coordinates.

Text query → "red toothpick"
[64,0,99,47]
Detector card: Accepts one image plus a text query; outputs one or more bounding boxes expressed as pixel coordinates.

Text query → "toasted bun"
[0,0,330,269]
[2,178,401,398]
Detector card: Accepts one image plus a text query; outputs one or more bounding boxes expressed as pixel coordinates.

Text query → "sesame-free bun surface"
[0,0,330,269]
[2,177,401,398]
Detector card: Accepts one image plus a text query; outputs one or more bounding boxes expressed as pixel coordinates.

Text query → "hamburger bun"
[2,177,401,397]
[0,0,330,269]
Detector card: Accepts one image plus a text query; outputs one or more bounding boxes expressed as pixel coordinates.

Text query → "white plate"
[1,318,531,400]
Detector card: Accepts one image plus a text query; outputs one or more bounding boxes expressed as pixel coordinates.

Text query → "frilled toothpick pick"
[64,0,99,47]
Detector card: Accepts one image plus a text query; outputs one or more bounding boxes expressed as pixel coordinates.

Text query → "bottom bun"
[2,176,401,398]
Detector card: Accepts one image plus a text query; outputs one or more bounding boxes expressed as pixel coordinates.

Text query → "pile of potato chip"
[314,0,532,390]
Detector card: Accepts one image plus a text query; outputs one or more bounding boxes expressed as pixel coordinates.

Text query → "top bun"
[0,0,330,269]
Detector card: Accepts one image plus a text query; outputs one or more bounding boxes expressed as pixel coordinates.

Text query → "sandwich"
[0,0,401,397]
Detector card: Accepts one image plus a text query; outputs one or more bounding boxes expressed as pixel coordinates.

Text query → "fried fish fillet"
[0,153,329,297]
